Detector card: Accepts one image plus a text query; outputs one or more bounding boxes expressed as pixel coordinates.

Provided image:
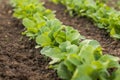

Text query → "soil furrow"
[0,0,59,80]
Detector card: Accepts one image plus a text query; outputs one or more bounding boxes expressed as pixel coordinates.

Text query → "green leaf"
[41,46,65,60]
[72,64,93,80]
[47,19,63,39]
[99,55,120,68]
[57,62,72,80]
[113,68,120,80]
[40,26,50,34]
[79,44,95,63]
[51,0,59,4]
[66,27,80,43]
[54,31,66,44]
[79,40,102,61]
[64,60,75,72]
[25,32,35,38]
[66,44,79,54]
[22,18,36,28]
[59,41,71,52]
[36,32,51,47]
[110,28,120,39]
[91,61,107,69]
[59,41,79,54]
[67,54,82,66]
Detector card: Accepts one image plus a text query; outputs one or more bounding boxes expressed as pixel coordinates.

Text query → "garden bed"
[0,0,120,80]
[43,0,120,57]
[0,0,59,80]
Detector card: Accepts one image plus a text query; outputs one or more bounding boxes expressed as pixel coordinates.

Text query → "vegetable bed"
[0,0,120,80]
[0,0,59,80]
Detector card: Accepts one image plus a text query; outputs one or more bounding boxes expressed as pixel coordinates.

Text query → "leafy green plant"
[42,40,120,80]
[52,0,120,39]
[11,0,120,80]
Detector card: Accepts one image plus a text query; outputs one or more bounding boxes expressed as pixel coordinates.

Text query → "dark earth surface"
[0,0,59,80]
[0,0,120,80]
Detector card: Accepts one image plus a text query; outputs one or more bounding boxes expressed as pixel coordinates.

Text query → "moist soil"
[0,0,120,80]
[0,0,59,80]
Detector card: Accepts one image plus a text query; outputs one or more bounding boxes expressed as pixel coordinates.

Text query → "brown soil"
[0,0,120,80]
[0,0,60,80]
[105,0,120,10]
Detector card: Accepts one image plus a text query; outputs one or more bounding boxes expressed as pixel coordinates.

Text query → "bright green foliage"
[49,40,120,80]
[52,0,120,39]
[11,0,120,80]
